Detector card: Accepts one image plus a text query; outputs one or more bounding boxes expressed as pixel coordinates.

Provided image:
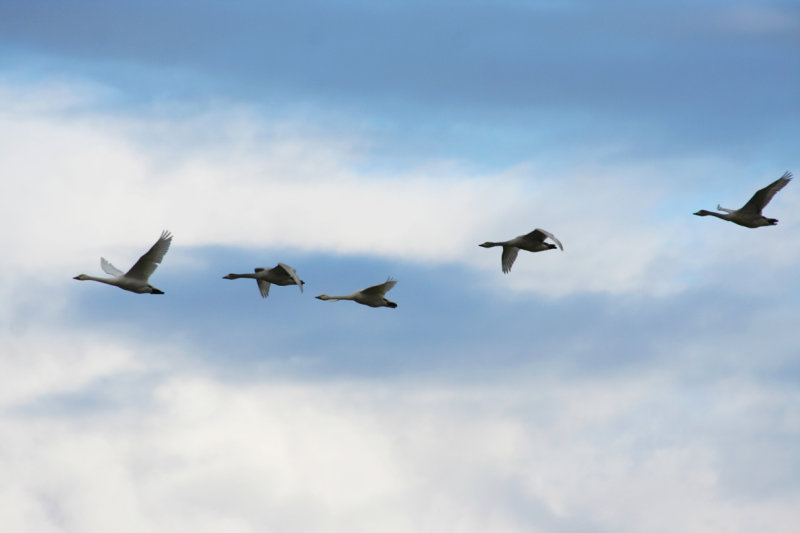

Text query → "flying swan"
[316,278,398,308]
[694,171,792,228]
[223,263,304,298]
[73,230,173,294]
[480,228,563,273]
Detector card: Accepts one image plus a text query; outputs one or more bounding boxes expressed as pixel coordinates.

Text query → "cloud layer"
[2,331,798,533]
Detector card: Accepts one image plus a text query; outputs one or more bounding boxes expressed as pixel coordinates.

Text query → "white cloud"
[1,338,798,533]
[0,332,142,409]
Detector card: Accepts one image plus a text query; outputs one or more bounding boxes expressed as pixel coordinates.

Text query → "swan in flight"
[480,228,563,273]
[694,171,792,228]
[73,230,173,294]
[223,263,304,298]
[316,278,398,308]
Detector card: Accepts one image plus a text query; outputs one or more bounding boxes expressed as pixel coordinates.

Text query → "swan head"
[222,273,237,279]
[73,274,89,280]
[316,294,330,301]
[547,243,558,250]
[767,218,778,226]
[149,287,165,295]
[479,242,496,248]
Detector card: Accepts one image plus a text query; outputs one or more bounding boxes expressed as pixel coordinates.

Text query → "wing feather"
[501,246,519,274]
[100,257,124,277]
[257,279,271,298]
[361,277,397,295]
[739,172,792,214]
[125,230,173,281]
[276,262,303,292]
[523,229,547,242]
[536,228,563,251]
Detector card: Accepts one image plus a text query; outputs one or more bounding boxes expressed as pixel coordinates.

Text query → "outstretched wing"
[125,230,173,281]
[523,228,563,251]
[501,246,519,274]
[739,172,792,215]
[361,277,397,296]
[100,257,124,277]
[276,262,303,292]
[257,279,271,298]
[536,228,563,251]
[523,229,548,242]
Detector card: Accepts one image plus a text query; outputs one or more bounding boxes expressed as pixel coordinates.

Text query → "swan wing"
[739,172,792,214]
[276,263,303,292]
[523,228,563,250]
[537,228,563,250]
[125,230,173,281]
[257,279,271,298]
[501,246,519,274]
[361,278,397,296]
[523,229,548,242]
[100,257,124,277]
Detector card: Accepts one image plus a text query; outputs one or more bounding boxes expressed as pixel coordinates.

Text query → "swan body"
[480,228,563,273]
[694,171,792,228]
[73,231,173,294]
[223,263,304,298]
[316,278,398,308]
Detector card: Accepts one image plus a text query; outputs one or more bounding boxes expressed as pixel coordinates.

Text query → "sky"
[1,1,800,531]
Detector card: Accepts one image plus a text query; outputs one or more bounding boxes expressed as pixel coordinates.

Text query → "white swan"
[694,171,792,228]
[480,228,563,273]
[316,278,398,308]
[223,263,304,298]
[73,231,173,294]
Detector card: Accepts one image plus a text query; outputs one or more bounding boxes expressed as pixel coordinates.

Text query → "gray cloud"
[1,1,797,164]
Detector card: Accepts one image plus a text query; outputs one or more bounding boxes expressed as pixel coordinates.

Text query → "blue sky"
[1,2,800,532]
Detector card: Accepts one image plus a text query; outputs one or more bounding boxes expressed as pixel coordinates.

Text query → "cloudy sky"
[2,1,800,531]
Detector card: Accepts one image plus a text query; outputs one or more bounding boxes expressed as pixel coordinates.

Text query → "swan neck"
[77,275,116,285]
[325,294,356,301]
[709,211,733,221]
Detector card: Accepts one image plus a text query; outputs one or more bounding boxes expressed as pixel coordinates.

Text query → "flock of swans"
[74,171,793,308]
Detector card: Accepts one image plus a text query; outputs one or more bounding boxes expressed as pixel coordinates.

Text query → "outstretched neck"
[694,210,733,221]
[223,273,257,280]
[74,274,116,285]
[317,293,356,302]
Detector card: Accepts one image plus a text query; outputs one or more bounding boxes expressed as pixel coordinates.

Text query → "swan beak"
[73,275,80,280]
[151,288,165,295]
